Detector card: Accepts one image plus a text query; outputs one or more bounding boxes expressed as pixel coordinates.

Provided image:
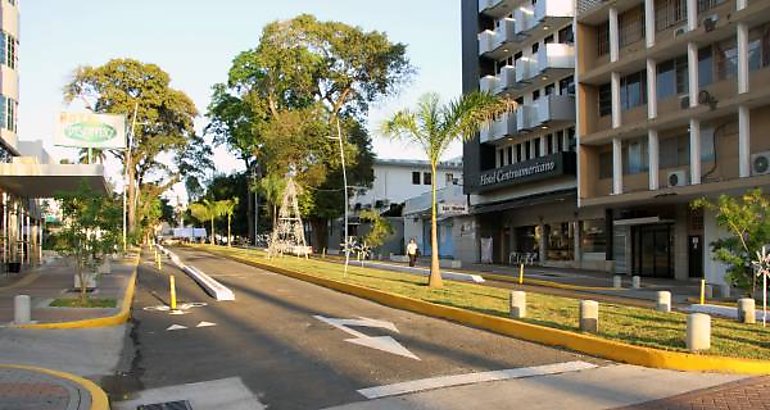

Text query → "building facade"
[575,0,770,289]
[463,0,609,270]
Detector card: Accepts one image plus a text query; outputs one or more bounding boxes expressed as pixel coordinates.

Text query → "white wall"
[703,208,730,287]
[353,162,462,207]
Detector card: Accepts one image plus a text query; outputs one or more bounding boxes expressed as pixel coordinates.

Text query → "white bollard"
[656,291,671,313]
[579,300,599,333]
[632,276,641,289]
[686,313,711,352]
[613,275,622,289]
[14,295,31,324]
[509,291,526,319]
[737,298,756,324]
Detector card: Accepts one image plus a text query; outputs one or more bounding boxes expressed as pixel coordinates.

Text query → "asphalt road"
[119,247,607,409]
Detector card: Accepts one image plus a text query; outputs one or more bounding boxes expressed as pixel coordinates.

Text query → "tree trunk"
[210,218,215,245]
[127,165,137,235]
[310,218,328,252]
[247,189,255,245]
[228,214,232,247]
[428,162,443,288]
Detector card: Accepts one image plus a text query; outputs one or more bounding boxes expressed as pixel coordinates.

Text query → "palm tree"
[78,148,107,164]
[380,92,515,288]
[258,173,286,229]
[190,199,224,244]
[220,197,240,247]
[189,202,214,243]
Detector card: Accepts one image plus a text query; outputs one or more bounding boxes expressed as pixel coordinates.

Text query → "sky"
[18,1,463,201]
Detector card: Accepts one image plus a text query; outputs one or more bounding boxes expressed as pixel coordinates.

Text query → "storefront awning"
[470,189,576,215]
[0,162,108,197]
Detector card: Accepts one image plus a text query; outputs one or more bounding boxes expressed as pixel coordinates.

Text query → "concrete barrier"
[613,275,622,289]
[656,291,671,313]
[14,295,31,324]
[579,300,599,333]
[632,276,641,289]
[159,245,235,302]
[737,298,756,324]
[509,291,526,319]
[687,313,711,352]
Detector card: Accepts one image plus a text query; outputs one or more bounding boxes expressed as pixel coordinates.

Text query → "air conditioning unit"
[679,95,690,109]
[667,170,688,187]
[751,151,770,176]
[674,26,688,37]
[702,15,718,32]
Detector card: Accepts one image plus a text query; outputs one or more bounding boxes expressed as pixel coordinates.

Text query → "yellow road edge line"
[193,245,770,375]
[17,254,140,329]
[0,364,109,410]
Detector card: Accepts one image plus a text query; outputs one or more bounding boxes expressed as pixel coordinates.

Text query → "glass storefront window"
[546,222,574,261]
[581,219,606,253]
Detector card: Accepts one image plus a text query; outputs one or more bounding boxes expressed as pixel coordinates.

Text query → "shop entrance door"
[632,224,673,278]
[688,235,704,278]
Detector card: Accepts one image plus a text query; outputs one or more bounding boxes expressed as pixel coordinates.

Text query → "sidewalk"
[0,365,105,410]
[0,254,137,325]
[0,252,139,410]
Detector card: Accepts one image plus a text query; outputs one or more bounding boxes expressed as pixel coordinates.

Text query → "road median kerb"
[16,254,140,329]
[201,247,770,375]
[0,364,109,410]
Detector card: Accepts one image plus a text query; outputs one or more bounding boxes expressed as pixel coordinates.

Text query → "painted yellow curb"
[17,255,140,329]
[0,364,109,410]
[199,246,770,375]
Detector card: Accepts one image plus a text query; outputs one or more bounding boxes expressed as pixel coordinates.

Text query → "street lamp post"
[123,103,138,253]
[329,117,350,275]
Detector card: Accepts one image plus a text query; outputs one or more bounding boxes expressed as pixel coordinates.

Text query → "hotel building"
[575,0,770,289]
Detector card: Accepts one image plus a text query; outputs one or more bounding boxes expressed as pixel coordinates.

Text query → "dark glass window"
[507,146,514,164]
[411,171,420,185]
[657,56,687,99]
[559,76,575,95]
[620,71,647,111]
[698,46,713,87]
[545,83,555,96]
[534,138,541,157]
[599,83,612,117]
[599,151,613,179]
[559,24,574,44]
[516,144,523,162]
[423,172,432,185]
[597,22,610,56]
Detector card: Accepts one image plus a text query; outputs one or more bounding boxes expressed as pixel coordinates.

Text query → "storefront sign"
[439,203,468,216]
[477,152,576,192]
[54,112,126,149]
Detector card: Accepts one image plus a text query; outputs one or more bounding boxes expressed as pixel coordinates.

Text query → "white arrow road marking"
[196,321,217,328]
[357,361,599,399]
[314,315,419,360]
[166,324,187,331]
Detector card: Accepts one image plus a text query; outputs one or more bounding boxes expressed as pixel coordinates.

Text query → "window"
[525,140,532,161]
[581,219,607,253]
[599,83,612,117]
[1,32,17,69]
[532,42,540,54]
[412,171,420,185]
[547,134,554,154]
[599,151,613,178]
[544,35,554,44]
[698,0,725,13]
[507,146,513,164]
[657,56,688,99]
[698,46,714,87]
[597,22,610,56]
[655,0,686,32]
[660,134,690,168]
[7,97,15,132]
[556,130,565,152]
[497,55,514,73]
[559,76,575,95]
[715,39,738,81]
[446,173,455,184]
[701,127,715,162]
[559,24,574,44]
[423,172,432,185]
[516,144,523,162]
[533,89,540,101]
[498,149,504,167]
[623,138,649,175]
[534,138,541,157]
[620,71,647,111]
[545,83,555,96]
[567,128,576,152]
[619,5,645,48]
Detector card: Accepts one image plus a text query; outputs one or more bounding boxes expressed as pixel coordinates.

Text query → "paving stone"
[617,376,770,410]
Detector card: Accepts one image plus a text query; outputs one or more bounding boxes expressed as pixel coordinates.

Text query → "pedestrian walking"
[406,238,418,267]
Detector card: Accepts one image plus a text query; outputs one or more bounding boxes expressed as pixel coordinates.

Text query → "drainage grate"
[137,400,193,410]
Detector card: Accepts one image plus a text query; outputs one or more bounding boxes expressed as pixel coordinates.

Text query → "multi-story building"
[575,0,770,290]
[462,0,609,270]
[0,1,106,271]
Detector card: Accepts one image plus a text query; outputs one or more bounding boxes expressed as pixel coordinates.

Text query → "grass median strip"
[192,244,770,361]
[49,298,117,308]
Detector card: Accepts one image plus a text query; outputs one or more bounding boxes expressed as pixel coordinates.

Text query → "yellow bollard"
[519,264,524,285]
[169,275,177,310]
[700,279,706,305]
[156,253,162,272]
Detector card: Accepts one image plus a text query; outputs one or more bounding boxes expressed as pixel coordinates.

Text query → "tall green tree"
[64,58,209,237]
[693,189,770,295]
[380,92,515,288]
[219,198,240,247]
[359,209,394,251]
[207,14,411,247]
[189,199,223,244]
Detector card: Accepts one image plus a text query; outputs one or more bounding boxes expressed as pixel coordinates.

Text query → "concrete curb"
[16,255,140,329]
[159,245,235,301]
[203,247,770,375]
[362,261,485,283]
[481,272,622,291]
[0,364,109,410]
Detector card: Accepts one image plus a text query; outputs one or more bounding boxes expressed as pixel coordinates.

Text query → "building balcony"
[514,0,572,36]
[476,151,577,193]
[479,0,514,17]
[478,30,496,56]
[480,66,518,95]
[515,57,537,83]
[480,112,517,144]
[479,75,500,94]
[518,94,576,131]
[514,6,536,35]
[537,43,575,75]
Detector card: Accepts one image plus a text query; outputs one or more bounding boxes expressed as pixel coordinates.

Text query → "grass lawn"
[50,298,117,308]
[191,244,770,360]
